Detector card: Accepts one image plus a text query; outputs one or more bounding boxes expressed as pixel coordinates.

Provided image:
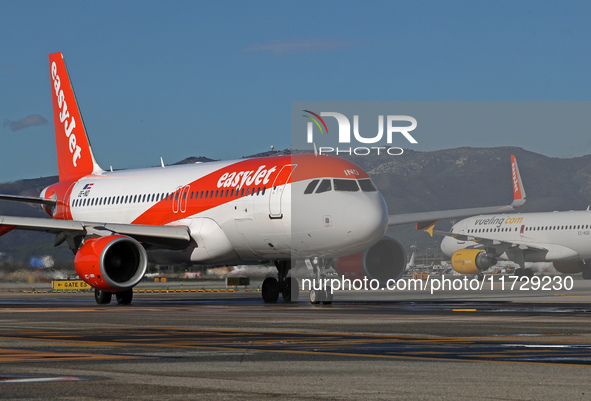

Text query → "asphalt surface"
[1,276,591,400]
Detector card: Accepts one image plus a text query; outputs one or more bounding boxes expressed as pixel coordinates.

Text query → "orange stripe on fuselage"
[131,154,368,226]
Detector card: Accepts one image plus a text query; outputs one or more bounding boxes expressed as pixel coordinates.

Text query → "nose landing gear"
[307,257,335,305]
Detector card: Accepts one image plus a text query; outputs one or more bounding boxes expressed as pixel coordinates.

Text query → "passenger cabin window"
[358,179,377,192]
[334,179,359,192]
[316,179,332,193]
[304,179,320,194]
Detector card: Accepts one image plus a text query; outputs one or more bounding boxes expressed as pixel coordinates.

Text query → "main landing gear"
[94,288,133,305]
[513,267,534,278]
[579,260,591,279]
[262,261,299,303]
[261,258,335,305]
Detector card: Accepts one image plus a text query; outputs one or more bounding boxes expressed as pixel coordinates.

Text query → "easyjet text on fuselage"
[217,165,278,189]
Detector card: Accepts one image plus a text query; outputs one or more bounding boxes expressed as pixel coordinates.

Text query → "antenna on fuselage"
[313,142,318,156]
[160,157,165,168]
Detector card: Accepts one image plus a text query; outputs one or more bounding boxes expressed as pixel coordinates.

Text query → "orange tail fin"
[49,53,103,182]
[510,154,526,207]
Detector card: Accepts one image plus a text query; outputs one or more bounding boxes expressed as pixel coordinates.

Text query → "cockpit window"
[315,179,332,193]
[358,179,377,192]
[304,179,319,194]
[334,179,359,192]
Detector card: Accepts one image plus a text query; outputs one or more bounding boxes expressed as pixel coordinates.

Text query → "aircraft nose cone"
[343,194,388,249]
[440,236,454,257]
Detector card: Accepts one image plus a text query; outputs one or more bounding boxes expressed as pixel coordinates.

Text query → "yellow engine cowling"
[451,249,497,275]
[553,260,582,274]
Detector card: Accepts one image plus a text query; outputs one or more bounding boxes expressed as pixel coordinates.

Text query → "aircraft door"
[180,185,190,213]
[269,164,296,219]
[172,185,190,214]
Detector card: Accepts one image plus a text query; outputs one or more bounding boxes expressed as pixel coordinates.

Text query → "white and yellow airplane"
[438,160,591,278]
[0,53,525,305]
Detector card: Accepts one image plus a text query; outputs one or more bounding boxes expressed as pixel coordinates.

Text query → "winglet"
[510,155,526,207]
[424,224,434,237]
[49,53,104,182]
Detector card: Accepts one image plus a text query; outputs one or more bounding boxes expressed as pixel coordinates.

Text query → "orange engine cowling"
[333,236,407,285]
[75,235,148,292]
[451,249,497,274]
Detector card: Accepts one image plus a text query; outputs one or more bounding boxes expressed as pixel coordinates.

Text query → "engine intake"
[334,236,407,285]
[75,235,148,292]
[451,249,497,274]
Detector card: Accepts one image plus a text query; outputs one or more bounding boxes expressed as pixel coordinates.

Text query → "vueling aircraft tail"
[49,53,103,182]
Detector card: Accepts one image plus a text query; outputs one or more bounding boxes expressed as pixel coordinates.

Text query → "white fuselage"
[441,211,591,262]
[58,155,388,265]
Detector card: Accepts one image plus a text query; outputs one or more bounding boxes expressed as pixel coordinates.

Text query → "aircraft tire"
[262,277,280,303]
[524,268,534,278]
[282,277,299,302]
[95,289,112,305]
[116,289,133,305]
[582,269,591,280]
[322,290,333,305]
[309,289,323,304]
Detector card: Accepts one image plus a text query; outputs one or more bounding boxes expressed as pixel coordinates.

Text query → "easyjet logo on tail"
[51,61,82,167]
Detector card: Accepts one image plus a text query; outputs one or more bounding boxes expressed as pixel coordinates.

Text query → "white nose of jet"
[342,193,388,251]
[440,236,457,257]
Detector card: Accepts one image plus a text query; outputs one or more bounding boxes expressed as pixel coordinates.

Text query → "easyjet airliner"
[0,53,525,305]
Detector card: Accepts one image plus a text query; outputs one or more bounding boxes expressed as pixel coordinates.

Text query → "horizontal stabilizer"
[0,194,57,206]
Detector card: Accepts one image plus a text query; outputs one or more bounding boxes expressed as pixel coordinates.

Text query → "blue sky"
[1,1,591,183]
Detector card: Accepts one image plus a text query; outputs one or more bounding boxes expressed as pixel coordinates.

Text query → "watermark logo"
[303,111,418,156]
[303,110,329,139]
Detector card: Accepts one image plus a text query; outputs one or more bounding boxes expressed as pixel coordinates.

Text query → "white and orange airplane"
[0,53,525,305]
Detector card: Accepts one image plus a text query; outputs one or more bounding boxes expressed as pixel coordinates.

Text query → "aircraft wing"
[431,228,579,261]
[430,228,523,248]
[388,154,526,229]
[388,203,522,229]
[0,215,191,249]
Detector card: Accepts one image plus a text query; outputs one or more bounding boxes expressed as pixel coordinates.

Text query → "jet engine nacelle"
[451,249,497,274]
[333,236,407,285]
[75,235,148,292]
[553,260,583,274]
